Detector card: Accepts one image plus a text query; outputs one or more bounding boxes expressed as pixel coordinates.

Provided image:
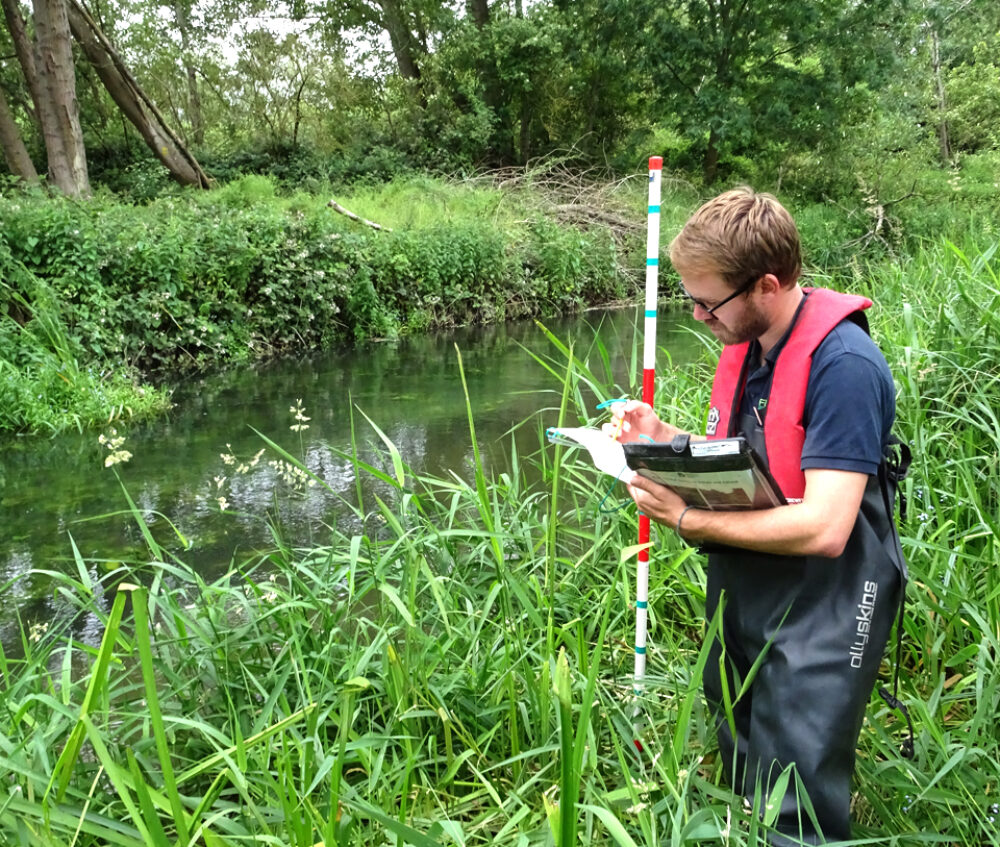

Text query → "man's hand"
[626,473,688,528]
[601,400,687,444]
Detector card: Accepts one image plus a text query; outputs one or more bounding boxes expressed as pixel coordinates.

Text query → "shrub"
[0,177,626,372]
[0,259,169,435]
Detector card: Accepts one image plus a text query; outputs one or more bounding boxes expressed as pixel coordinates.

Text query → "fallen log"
[327,200,393,232]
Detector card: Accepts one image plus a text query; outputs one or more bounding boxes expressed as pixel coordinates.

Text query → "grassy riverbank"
[1,171,639,435]
[4,158,999,436]
[2,235,998,844]
[1,173,636,367]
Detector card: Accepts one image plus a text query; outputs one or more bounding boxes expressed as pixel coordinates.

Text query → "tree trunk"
[703,125,720,185]
[184,64,203,145]
[1,0,42,122]
[378,0,423,84]
[291,72,308,147]
[67,0,210,187]
[172,0,204,145]
[0,88,39,183]
[462,0,511,162]
[32,0,90,196]
[518,94,531,165]
[467,0,488,28]
[931,28,951,164]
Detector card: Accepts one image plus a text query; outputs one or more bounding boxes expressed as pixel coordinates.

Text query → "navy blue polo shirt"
[740,315,895,477]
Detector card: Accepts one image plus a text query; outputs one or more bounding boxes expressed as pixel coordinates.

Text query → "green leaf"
[379,582,416,626]
[578,805,639,847]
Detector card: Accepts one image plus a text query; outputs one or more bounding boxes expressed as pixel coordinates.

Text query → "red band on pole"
[642,369,655,406]
[648,156,663,170]
[638,515,650,555]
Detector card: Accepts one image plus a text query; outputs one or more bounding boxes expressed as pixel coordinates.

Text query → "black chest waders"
[701,411,909,845]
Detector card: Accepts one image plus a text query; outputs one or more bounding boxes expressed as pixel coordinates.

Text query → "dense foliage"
[4,154,1000,435]
[2,0,999,840]
[1,0,999,436]
[0,171,638,433]
[0,237,170,433]
[0,174,626,371]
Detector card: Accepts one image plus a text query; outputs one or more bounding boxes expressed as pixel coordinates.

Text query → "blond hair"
[669,187,801,289]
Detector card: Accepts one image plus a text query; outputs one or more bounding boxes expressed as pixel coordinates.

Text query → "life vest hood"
[706,287,872,499]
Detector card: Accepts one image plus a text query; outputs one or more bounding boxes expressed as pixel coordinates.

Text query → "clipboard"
[624,435,786,510]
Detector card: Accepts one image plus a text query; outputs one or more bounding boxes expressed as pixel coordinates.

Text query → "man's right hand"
[602,400,683,443]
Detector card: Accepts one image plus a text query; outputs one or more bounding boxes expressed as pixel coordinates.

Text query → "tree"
[1,0,209,191]
[318,0,456,101]
[451,8,561,164]
[913,0,1000,161]
[947,33,1000,152]
[124,0,262,148]
[0,85,38,182]
[66,0,210,185]
[167,0,204,144]
[2,0,90,194]
[423,1,645,166]
[645,0,905,184]
[230,28,327,148]
[547,0,653,162]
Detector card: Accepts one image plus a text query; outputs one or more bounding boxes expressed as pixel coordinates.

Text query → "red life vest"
[706,287,872,499]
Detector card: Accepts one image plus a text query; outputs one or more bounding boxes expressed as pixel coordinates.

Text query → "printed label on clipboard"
[690,439,742,457]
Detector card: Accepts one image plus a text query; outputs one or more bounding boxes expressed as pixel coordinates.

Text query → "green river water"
[1,305,703,646]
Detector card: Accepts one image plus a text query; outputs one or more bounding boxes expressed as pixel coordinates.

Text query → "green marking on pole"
[636,600,648,609]
[634,646,646,654]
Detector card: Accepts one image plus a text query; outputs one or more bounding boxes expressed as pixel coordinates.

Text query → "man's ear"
[758,273,783,296]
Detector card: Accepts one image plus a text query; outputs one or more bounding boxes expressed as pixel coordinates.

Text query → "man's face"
[678,269,769,346]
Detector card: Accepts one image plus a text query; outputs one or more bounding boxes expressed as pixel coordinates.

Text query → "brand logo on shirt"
[706,406,720,435]
[849,580,878,668]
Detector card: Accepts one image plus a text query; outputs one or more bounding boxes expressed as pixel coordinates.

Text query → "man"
[610,188,906,844]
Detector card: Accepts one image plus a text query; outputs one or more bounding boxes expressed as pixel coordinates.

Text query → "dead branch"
[829,181,919,256]
[553,203,641,241]
[327,200,393,232]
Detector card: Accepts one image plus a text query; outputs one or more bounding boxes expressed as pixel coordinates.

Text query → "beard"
[704,298,770,346]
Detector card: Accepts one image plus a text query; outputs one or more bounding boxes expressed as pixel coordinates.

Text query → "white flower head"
[100,430,132,467]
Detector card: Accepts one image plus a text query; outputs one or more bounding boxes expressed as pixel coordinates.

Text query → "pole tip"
[648,156,663,170]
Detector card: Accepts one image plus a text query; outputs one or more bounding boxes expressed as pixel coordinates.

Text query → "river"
[1,305,704,644]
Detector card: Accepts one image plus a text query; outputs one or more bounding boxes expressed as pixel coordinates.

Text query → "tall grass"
[844,239,1000,843]
[0,260,171,435]
[2,236,999,845]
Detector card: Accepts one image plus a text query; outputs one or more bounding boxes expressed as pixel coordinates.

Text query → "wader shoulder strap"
[876,435,915,759]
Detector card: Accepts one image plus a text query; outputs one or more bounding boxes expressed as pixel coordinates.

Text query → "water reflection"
[0,305,704,638]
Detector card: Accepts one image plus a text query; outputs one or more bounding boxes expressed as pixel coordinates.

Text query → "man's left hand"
[626,474,688,528]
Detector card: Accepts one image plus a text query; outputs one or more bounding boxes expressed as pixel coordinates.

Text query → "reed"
[0,275,170,435]
[2,235,999,845]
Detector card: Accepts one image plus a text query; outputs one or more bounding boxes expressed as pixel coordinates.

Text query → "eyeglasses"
[680,274,760,316]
